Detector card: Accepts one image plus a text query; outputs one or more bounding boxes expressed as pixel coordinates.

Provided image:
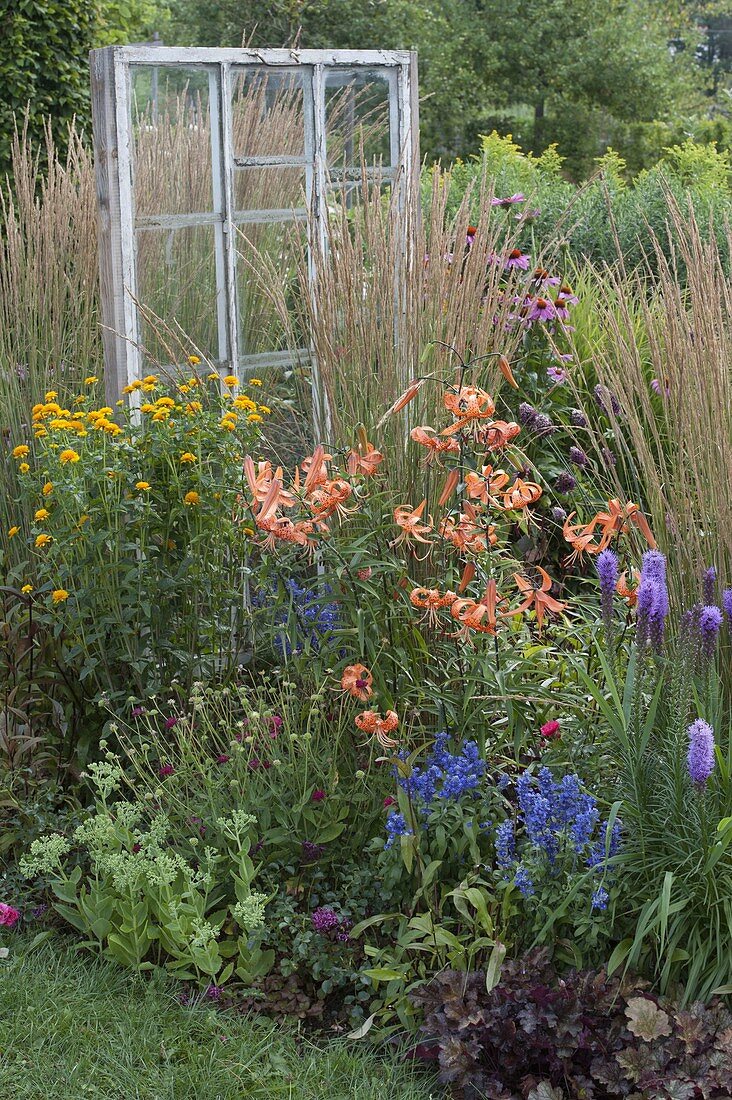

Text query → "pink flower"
[312,789,326,802]
[540,720,561,740]
[383,796,397,808]
[0,903,20,927]
[158,764,175,777]
[164,716,178,730]
[216,754,230,764]
[527,296,556,323]
[491,193,525,208]
[357,567,373,581]
[504,249,530,271]
[267,715,283,738]
[546,366,567,384]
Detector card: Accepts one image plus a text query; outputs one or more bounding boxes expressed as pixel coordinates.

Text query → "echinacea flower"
[491,193,525,208]
[355,709,399,749]
[687,719,715,786]
[504,249,530,271]
[341,663,373,701]
[546,366,567,384]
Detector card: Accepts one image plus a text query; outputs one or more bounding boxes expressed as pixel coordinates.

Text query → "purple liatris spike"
[596,549,619,636]
[723,589,732,629]
[636,551,669,651]
[699,605,723,662]
[687,719,715,787]
[702,566,717,606]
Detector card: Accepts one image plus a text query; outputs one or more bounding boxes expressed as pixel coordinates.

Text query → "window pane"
[135,225,221,363]
[230,68,306,159]
[131,65,217,217]
[233,166,306,215]
[325,69,393,169]
[235,221,307,357]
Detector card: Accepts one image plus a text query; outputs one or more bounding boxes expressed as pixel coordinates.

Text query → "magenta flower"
[491,193,525,208]
[311,906,341,933]
[504,249,530,271]
[0,903,20,927]
[215,754,230,764]
[130,707,144,718]
[267,715,283,738]
[311,789,326,802]
[383,795,397,808]
[527,296,556,322]
[546,366,567,384]
[539,720,561,740]
[164,716,178,730]
[158,764,174,777]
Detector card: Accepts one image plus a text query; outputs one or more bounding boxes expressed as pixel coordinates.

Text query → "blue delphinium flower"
[591,885,609,910]
[256,579,339,655]
[514,866,535,898]
[398,733,486,808]
[385,812,413,849]
[495,820,515,869]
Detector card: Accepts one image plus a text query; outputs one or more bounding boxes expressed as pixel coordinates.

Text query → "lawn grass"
[0,934,438,1099]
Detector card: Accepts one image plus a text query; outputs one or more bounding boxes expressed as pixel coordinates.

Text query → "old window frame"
[89,46,419,419]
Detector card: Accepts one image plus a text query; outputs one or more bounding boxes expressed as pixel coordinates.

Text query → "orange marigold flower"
[341,664,373,701]
[355,709,399,749]
[506,567,567,635]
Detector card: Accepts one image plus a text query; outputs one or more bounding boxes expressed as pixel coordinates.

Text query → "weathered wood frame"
[89,46,419,416]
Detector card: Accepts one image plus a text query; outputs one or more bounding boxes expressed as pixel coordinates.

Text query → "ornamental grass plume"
[687,718,715,787]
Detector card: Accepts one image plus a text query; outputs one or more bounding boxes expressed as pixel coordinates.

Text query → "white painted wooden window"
[89,47,419,412]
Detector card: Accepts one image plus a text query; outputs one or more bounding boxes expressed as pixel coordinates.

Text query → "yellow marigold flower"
[188,376,200,386]
[155,396,175,409]
[34,428,47,438]
[12,445,30,459]
[187,355,201,365]
[49,419,73,430]
[247,414,263,423]
[97,407,113,417]
[151,411,169,422]
[35,534,52,548]
[180,452,197,464]
[74,395,87,405]
[52,589,69,604]
[185,401,203,414]
[122,381,142,394]
[116,400,124,407]
[142,375,158,385]
[258,405,271,414]
[233,395,256,411]
[183,491,200,506]
[243,526,255,537]
[223,375,238,387]
[59,448,80,465]
[45,390,58,400]
[8,526,20,538]
[18,462,30,474]
[135,481,151,491]
[220,419,236,432]
[140,403,155,414]
[32,403,44,416]
[34,508,50,522]
[84,376,99,385]
[141,383,156,393]
[21,584,33,594]
[178,384,190,395]
[208,373,220,382]
[249,378,263,386]
[42,482,53,496]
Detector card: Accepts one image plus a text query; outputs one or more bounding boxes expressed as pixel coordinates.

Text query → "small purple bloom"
[505,249,531,271]
[702,566,717,606]
[531,413,556,436]
[491,193,525,208]
[301,840,326,862]
[518,402,538,427]
[130,707,144,718]
[597,549,619,637]
[554,472,576,494]
[158,764,174,777]
[699,605,723,661]
[551,505,567,522]
[687,719,715,786]
[206,984,222,1000]
[215,754,230,764]
[591,886,609,910]
[311,906,341,933]
[593,384,622,418]
[527,296,556,323]
[164,716,179,730]
[602,447,617,467]
[569,446,589,468]
[546,366,567,384]
[723,589,732,627]
[569,408,588,427]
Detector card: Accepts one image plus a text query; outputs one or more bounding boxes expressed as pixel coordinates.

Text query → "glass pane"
[135,225,221,363]
[131,65,216,217]
[256,362,314,469]
[233,166,306,214]
[325,69,393,168]
[230,68,305,159]
[235,221,307,356]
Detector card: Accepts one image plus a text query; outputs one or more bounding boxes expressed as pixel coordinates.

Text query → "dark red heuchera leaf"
[410,950,732,1098]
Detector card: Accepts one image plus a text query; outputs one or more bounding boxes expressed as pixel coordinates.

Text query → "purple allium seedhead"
[699,605,723,662]
[554,471,576,494]
[551,506,567,523]
[518,402,538,427]
[702,565,717,606]
[602,447,617,467]
[301,840,326,863]
[531,413,556,436]
[597,549,619,636]
[593,384,622,418]
[569,408,588,427]
[568,446,589,468]
[687,719,715,787]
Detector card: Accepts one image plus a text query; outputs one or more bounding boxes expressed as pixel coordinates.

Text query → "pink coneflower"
[527,296,556,322]
[0,903,20,927]
[546,366,567,384]
[651,377,671,397]
[311,789,326,802]
[540,720,561,740]
[491,193,525,208]
[158,764,175,777]
[215,754,230,764]
[504,248,530,271]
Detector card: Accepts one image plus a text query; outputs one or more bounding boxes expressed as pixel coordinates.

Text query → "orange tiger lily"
[616,569,641,607]
[409,586,457,625]
[595,498,656,550]
[410,426,460,465]
[502,478,543,510]
[341,664,373,701]
[355,709,399,749]
[562,512,603,564]
[440,502,496,553]
[450,579,507,641]
[477,419,521,450]
[506,567,567,634]
[465,465,510,507]
[392,500,434,548]
[442,386,496,435]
